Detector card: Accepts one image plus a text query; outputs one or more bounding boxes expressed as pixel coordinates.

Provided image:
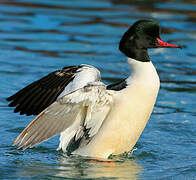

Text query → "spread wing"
[13,83,114,150]
[7,65,100,116]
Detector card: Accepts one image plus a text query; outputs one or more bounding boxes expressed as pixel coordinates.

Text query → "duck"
[7,19,180,159]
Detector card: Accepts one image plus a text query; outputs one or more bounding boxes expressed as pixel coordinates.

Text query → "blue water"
[0,0,196,179]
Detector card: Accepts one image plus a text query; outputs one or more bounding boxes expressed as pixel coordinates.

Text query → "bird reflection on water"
[56,154,143,179]
[13,152,143,179]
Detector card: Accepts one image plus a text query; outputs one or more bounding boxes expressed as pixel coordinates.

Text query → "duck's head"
[119,19,180,62]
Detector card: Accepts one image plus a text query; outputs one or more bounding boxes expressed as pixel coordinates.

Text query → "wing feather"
[13,83,114,150]
[7,66,84,115]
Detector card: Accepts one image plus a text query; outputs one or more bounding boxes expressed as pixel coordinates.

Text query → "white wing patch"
[13,82,114,151]
[57,65,101,99]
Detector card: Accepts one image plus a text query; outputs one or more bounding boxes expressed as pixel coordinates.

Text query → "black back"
[106,79,127,91]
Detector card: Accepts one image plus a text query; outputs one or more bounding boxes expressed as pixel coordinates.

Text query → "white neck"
[126,58,160,88]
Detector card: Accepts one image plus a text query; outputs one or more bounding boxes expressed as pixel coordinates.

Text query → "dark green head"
[119,19,180,62]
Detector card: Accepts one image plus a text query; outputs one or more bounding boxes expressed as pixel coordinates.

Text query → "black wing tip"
[6,94,41,116]
[7,99,43,116]
[17,109,35,116]
[7,102,34,116]
[6,96,12,101]
[8,101,16,107]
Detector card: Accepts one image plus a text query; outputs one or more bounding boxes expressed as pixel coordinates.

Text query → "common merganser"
[7,19,180,159]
